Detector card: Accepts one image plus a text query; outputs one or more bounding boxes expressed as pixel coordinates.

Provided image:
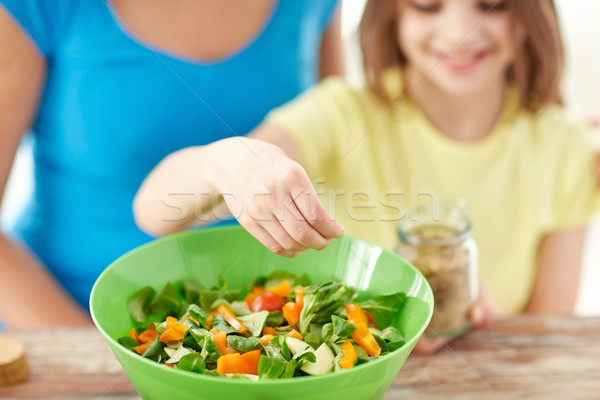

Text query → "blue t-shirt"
[1,0,338,309]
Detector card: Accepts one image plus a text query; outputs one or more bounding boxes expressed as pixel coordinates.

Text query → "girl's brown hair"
[359,0,564,112]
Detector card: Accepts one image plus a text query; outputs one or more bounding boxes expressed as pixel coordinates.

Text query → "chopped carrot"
[213,330,237,355]
[295,287,306,308]
[346,304,368,324]
[262,326,277,336]
[267,280,292,298]
[338,340,358,369]
[217,353,243,374]
[282,301,301,326]
[259,334,275,346]
[148,322,156,330]
[128,328,140,344]
[138,329,158,344]
[164,363,174,368]
[284,329,303,340]
[209,327,218,335]
[240,350,261,375]
[350,322,381,357]
[133,342,150,355]
[244,286,265,306]
[217,305,249,335]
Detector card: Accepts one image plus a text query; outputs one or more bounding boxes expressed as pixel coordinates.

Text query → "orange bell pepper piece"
[295,287,306,308]
[213,330,237,355]
[216,350,262,375]
[364,310,380,329]
[159,316,187,343]
[351,322,381,357]
[217,353,244,374]
[267,280,291,298]
[240,350,261,375]
[138,329,158,344]
[128,328,140,344]
[346,304,381,357]
[206,310,218,328]
[338,340,358,369]
[284,329,303,340]
[217,305,249,335]
[282,301,302,326]
[346,304,368,324]
[259,334,275,346]
[262,326,277,336]
[133,342,150,355]
[244,286,265,306]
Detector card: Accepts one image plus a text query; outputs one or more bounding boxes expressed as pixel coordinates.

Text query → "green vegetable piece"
[190,328,222,361]
[237,311,269,337]
[197,289,241,312]
[331,315,357,340]
[258,356,287,379]
[266,311,284,326]
[118,336,139,350]
[380,326,405,352]
[181,279,203,303]
[210,277,227,291]
[141,337,164,361]
[227,335,262,353]
[303,332,321,350]
[187,304,210,328]
[265,335,291,362]
[280,358,297,379]
[127,286,155,324]
[148,282,181,315]
[299,281,356,333]
[356,292,406,328]
[373,334,389,355]
[210,314,238,334]
[178,353,206,373]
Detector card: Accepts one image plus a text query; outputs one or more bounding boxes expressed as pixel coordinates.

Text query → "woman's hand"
[412,284,506,354]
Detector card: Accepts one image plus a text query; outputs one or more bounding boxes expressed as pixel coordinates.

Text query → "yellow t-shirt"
[267,72,599,314]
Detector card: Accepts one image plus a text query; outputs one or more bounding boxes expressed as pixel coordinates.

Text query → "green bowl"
[90,226,433,400]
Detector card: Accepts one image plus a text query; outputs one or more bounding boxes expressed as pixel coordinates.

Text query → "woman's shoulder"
[0,0,93,57]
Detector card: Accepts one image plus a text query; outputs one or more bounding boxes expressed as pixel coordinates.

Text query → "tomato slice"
[249,291,285,312]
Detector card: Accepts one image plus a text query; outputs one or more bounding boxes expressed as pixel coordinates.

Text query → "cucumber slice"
[285,337,312,356]
[300,343,334,375]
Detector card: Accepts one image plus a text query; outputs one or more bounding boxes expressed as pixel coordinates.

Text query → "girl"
[0,0,342,328]
[135,0,599,351]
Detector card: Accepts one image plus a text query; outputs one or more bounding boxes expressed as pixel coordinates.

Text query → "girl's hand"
[412,284,506,355]
[206,137,345,257]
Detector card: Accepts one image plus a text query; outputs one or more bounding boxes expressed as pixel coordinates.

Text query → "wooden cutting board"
[0,334,29,385]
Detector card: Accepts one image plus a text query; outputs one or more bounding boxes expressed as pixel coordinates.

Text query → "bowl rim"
[90,225,434,385]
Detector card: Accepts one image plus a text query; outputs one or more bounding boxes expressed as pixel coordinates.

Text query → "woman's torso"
[2,0,338,307]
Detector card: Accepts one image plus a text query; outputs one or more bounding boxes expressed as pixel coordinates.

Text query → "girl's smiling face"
[397,0,517,97]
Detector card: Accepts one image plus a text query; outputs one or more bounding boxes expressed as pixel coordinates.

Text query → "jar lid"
[396,199,472,246]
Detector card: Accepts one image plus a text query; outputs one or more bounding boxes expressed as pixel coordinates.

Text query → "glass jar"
[396,199,478,338]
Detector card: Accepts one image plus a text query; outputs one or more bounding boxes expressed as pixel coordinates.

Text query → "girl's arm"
[525,227,586,314]
[134,123,344,257]
[0,8,90,328]
[318,6,345,79]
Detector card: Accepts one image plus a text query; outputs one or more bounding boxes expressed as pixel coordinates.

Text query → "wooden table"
[1,316,598,399]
